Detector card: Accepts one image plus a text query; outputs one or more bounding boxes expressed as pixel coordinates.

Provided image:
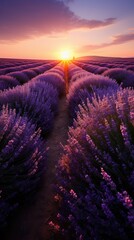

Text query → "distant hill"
[77,56,134,61]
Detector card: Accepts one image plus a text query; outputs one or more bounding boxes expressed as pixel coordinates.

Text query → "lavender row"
[33,64,65,97]
[0,58,49,69]
[0,61,58,91]
[102,68,134,88]
[67,64,119,120]
[0,107,46,227]
[74,61,134,87]
[74,61,109,74]
[0,62,43,75]
[55,88,134,240]
[0,63,66,227]
[7,62,57,83]
[0,64,65,135]
[74,57,134,72]
[0,60,59,75]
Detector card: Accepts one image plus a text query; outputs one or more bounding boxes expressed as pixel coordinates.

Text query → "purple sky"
[0,0,134,58]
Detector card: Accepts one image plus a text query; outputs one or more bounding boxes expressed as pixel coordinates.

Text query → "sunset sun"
[60,50,73,60]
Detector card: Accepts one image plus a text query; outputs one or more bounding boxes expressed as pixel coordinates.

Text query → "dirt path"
[2,96,69,240]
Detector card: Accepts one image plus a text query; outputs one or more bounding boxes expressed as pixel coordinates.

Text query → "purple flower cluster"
[103,68,134,87]
[69,64,92,85]
[0,64,65,135]
[68,64,119,120]
[0,106,46,227]
[56,88,134,240]
[7,63,57,84]
[73,58,134,72]
[0,61,64,228]
[0,62,40,75]
[21,69,37,79]
[32,64,65,97]
[0,75,20,91]
[48,65,65,78]
[74,61,109,74]
[0,61,58,91]
[7,71,29,84]
[30,62,58,75]
[0,60,57,76]
[126,65,134,72]
[0,81,58,135]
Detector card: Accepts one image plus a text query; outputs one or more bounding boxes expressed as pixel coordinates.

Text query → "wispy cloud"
[79,32,134,52]
[0,0,116,41]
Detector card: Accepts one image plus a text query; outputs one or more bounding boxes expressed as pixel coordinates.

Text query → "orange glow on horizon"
[0,36,134,60]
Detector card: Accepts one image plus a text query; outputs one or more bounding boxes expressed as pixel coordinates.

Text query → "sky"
[0,0,134,59]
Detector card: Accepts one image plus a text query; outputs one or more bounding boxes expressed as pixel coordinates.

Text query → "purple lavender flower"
[56,88,134,239]
[32,70,65,97]
[7,71,29,84]
[68,67,119,120]
[0,106,46,228]
[22,69,37,79]
[103,68,134,87]
[0,75,20,91]
[0,80,58,135]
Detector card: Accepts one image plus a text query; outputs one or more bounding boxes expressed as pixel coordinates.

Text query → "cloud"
[112,32,134,44]
[0,0,116,41]
[79,32,134,52]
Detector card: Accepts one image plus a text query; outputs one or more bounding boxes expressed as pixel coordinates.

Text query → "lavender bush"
[33,72,65,97]
[94,66,109,74]
[22,69,37,79]
[0,62,49,76]
[126,65,134,72]
[0,106,46,227]
[0,67,20,75]
[75,63,101,74]
[55,88,134,240]
[69,70,92,85]
[7,71,29,84]
[0,75,20,91]
[68,65,83,80]
[103,68,134,87]
[68,74,118,119]
[0,81,58,135]
[33,63,56,74]
[48,65,65,78]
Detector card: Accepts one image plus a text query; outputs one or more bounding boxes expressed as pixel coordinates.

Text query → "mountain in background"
[77,56,134,61]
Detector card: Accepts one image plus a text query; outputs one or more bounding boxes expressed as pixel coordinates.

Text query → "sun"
[60,50,72,60]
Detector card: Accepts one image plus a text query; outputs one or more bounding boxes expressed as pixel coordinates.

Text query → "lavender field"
[0,56,134,240]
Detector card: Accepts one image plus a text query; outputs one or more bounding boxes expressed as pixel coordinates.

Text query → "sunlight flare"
[60,50,73,60]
